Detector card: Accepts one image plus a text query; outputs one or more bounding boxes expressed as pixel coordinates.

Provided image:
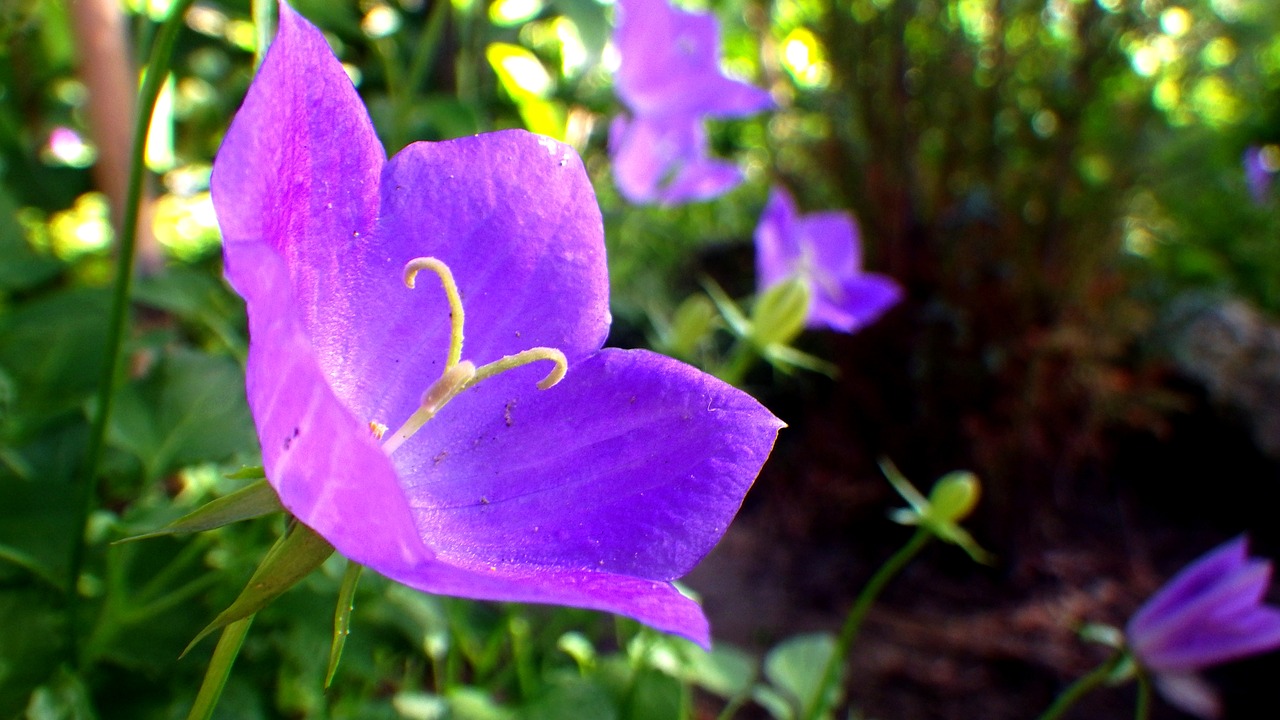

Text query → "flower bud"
[749,277,811,349]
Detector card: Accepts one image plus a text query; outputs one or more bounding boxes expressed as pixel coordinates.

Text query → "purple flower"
[1244,146,1273,204]
[211,3,781,647]
[609,0,772,204]
[1127,536,1280,717]
[754,186,901,333]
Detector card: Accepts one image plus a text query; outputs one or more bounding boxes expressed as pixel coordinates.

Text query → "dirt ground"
[684,331,1280,720]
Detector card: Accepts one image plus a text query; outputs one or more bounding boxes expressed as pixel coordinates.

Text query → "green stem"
[252,0,274,70]
[802,528,932,720]
[1035,650,1126,720]
[716,340,759,387]
[405,0,451,97]
[69,0,195,666]
[1134,670,1151,720]
[186,616,255,720]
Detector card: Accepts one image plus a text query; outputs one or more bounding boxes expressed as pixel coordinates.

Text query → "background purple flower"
[609,0,772,204]
[211,2,781,647]
[1244,146,1273,204]
[754,186,901,333]
[1127,536,1280,717]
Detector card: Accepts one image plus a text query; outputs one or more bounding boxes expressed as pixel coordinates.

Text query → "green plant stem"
[252,0,274,70]
[717,340,759,386]
[1034,650,1126,720]
[803,527,932,720]
[186,616,255,720]
[1134,671,1151,720]
[69,0,195,666]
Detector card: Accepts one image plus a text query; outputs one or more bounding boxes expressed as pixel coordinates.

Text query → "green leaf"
[184,524,333,655]
[0,589,65,717]
[108,348,258,482]
[325,561,364,688]
[683,644,757,699]
[761,633,839,720]
[523,674,617,720]
[0,288,110,439]
[116,479,282,543]
[0,185,61,294]
[0,432,85,588]
[132,265,246,354]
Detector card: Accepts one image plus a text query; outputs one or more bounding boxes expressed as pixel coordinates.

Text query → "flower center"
[375,257,568,455]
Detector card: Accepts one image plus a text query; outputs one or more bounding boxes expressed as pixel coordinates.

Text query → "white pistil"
[376,258,571,456]
[473,347,568,390]
[381,361,476,455]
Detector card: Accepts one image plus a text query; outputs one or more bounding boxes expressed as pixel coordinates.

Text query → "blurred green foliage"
[0,0,1278,717]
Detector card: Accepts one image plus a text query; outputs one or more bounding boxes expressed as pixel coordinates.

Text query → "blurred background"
[1,0,1279,717]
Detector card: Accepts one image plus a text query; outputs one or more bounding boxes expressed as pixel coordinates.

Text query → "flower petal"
[213,3,425,572]
[755,187,801,291]
[382,557,713,646]
[391,348,783,583]
[611,114,742,204]
[351,130,611,428]
[615,0,772,119]
[808,274,902,332]
[1128,537,1250,646]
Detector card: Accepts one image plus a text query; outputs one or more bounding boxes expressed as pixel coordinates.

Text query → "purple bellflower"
[1126,536,1280,718]
[754,186,901,333]
[1244,146,1274,205]
[609,0,772,204]
[211,2,781,647]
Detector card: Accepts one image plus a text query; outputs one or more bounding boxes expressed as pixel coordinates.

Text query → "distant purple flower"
[610,0,772,204]
[754,186,901,333]
[1244,146,1273,204]
[211,3,781,647]
[1127,536,1280,718]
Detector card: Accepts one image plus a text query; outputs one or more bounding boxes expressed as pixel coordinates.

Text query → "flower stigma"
[375,257,570,456]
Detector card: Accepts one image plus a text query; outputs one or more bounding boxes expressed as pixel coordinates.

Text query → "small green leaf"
[117,479,282,543]
[225,465,265,480]
[700,276,752,339]
[762,633,839,720]
[325,561,364,688]
[683,643,757,699]
[184,524,333,655]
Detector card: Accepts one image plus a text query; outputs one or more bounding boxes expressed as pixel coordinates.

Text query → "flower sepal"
[182,520,334,656]
[883,461,993,565]
[116,476,283,544]
[748,276,811,350]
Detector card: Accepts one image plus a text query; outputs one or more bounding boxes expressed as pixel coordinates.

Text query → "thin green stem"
[252,0,274,70]
[186,616,255,720]
[69,0,195,666]
[802,528,932,720]
[405,0,450,97]
[1134,670,1151,720]
[1035,650,1126,720]
[716,340,759,387]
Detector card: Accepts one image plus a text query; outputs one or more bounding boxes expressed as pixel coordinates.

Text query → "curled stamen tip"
[403,256,446,289]
[536,353,568,390]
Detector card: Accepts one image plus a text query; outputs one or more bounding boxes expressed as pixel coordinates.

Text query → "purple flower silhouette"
[754,186,901,333]
[211,3,781,646]
[1127,536,1280,717]
[609,0,772,204]
[1244,146,1273,204]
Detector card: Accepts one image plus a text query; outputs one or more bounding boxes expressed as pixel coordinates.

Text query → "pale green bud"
[749,277,811,349]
